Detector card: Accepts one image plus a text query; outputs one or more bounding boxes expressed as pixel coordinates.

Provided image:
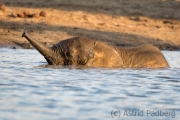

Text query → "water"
[0,48,180,120]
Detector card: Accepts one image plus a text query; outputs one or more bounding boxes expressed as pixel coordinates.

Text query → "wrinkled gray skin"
[22,31,169,68]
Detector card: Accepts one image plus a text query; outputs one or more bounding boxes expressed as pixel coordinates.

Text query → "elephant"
[22,31,169,68]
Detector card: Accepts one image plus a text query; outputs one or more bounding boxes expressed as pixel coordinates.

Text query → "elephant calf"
[22,31,169,68]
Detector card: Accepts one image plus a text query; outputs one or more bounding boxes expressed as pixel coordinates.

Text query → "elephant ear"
[89,42,123,67]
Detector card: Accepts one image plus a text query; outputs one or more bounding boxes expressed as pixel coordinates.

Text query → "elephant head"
[22,31,123,67]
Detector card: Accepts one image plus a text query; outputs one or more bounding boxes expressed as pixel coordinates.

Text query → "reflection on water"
[0,48,180,120]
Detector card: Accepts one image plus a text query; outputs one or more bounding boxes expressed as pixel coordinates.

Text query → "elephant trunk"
[22,31,51,57]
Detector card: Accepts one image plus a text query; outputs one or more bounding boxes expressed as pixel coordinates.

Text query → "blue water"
[0,48,180,120]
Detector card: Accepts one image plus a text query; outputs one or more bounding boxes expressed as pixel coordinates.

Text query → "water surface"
[0,48,180,120]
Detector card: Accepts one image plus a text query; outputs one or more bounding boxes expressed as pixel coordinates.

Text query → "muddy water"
[0,48,180,120]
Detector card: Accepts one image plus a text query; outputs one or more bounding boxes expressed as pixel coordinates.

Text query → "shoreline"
[0,39,179,51]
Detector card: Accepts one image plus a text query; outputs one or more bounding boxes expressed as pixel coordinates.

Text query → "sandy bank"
[0,0,180,50]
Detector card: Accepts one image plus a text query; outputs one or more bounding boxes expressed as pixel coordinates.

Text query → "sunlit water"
[0,48,180,120]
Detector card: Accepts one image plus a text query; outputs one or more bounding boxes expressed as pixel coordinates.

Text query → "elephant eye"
[66,52,71,57]
[65,52,72,60]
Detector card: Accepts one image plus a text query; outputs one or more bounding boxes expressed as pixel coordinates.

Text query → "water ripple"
[0,49,180,120]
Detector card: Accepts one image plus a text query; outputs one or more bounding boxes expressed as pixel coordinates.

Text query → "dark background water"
[0,48,180,120]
